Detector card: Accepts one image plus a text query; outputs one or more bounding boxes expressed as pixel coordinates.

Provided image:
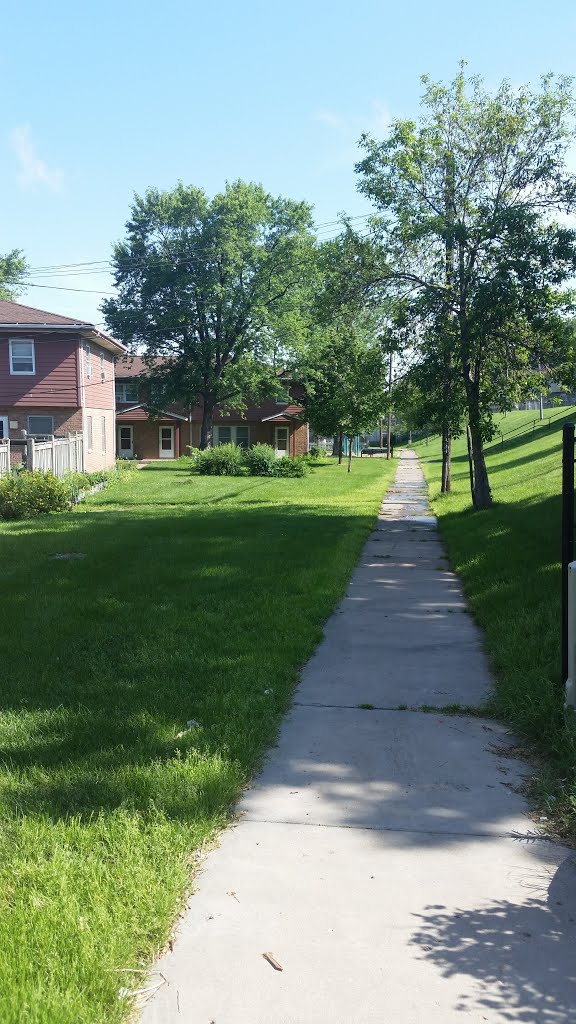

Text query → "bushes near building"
[191,442,311,478]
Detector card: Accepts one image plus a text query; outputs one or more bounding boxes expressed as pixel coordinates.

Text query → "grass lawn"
[0,457,393,1024]
[409,407,576,839]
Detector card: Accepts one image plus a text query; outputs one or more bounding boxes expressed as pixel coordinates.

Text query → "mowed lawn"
[0,457,392,1024]
[410,407,576,837]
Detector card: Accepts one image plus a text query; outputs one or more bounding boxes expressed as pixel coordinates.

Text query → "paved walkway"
[142,451,576,1024]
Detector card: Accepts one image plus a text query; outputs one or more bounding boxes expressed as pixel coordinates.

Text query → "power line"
[23,216,374,277]
[22,282,115,295]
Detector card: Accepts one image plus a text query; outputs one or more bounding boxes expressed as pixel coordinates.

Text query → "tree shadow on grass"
[0,499,378,822]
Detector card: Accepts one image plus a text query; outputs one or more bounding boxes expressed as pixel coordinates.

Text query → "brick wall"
[0,406,83,438]
[189,419,309,454]
[123,419,188,460]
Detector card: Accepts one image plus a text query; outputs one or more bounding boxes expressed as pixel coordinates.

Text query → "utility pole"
[387,350,393,459]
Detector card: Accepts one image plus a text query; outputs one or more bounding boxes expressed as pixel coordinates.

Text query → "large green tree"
[354,68,576,508]
[0,250,27,300]
[103,181,315,447]
[299,320,387,471]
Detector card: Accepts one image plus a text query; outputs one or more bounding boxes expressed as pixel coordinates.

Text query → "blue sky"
[2,0,576,325]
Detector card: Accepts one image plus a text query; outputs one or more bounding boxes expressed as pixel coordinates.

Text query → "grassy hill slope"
[409,407,576,839]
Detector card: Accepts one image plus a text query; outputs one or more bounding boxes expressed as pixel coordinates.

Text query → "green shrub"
[308,445,324,459]
[243,443,278,476]
[195,444,245,476]
[86,469,110,485]
[62,471,90,502]
[115,459,138,480]
[185,446,202,465]
[273,455,309,477]
[0,471,71,520]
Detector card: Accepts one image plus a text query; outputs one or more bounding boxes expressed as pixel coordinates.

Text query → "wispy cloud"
[315,109,344,129]
[312,100,392,139]
[10,123,63,191]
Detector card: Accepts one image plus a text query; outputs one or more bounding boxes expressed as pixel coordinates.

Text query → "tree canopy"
[103,181,315,446]
[298,319,387,470]
[352,67,576,507]
[0,250,27,301]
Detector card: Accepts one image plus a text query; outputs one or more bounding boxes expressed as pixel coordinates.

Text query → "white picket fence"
[26,434,84,477]
[0,439,9,477]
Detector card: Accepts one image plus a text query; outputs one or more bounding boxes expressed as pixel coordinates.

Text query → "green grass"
[408,407,576,838]
[0,457,393,1024]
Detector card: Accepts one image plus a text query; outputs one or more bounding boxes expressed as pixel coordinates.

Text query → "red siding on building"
[0,333,80,407]
[80,343,115,410]
[116,406,156,421]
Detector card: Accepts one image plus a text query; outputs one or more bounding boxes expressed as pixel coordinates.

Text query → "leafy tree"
[103,181,315,447]
[299,321,387,471]
[0,250,27,300]
[355,67,576,508]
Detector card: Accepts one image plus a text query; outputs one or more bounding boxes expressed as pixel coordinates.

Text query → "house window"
[28,415,53,435]
[9,339,35,375]
[217,426,231,445]
[85,343,92,379]
[115,382,139,403]
[87,415,93,452]
[100,352,106,382]
[101,416,106,455]
[275,391,290,405]
[235,426,249,449]
[215,425,250,449]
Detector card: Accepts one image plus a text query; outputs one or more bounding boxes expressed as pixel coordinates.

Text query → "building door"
[117,425,134,458]
[0,416,8,440]
[159,425,175,459]
[275,425,289,457]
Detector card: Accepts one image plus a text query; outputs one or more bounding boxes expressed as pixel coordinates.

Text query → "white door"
[275,425,289,457]
[159,425,175,459]
[0,416,8,440]
[118,425,134,458]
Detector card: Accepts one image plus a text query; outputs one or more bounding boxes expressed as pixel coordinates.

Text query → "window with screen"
[10,339,35,374]
[27,415,53,435]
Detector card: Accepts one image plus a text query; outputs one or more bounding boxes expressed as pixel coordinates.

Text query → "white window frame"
[85,343,92,380]
[9,338,35,375]
[214,425,250,448]
[87,415,93,452]
[100,352,106,382]
[27,415,54,435]
[115,382,139,403]
[101,415,107,455]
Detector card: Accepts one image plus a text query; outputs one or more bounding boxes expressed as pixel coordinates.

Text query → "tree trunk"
[338,431,344,465]
[468,410,492,509]
[466,425,475,506]
[200,396,216,449]
[441,423,451,493]
[331,434,340,458]
[347,436,353,473]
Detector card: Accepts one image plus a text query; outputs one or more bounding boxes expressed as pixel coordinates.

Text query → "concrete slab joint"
[140,449,576,1024]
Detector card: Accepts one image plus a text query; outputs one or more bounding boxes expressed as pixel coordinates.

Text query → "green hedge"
[190,443,311,478]
[0,471,71,520]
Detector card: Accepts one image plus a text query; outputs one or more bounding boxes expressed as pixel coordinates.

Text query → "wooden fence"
[0,439,9,477]
[26,434,84,477]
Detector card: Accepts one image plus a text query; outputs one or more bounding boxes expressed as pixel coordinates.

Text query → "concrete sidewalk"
[141,451,576,1024]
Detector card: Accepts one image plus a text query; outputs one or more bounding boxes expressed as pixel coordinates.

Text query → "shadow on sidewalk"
[410,852,576,1023]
